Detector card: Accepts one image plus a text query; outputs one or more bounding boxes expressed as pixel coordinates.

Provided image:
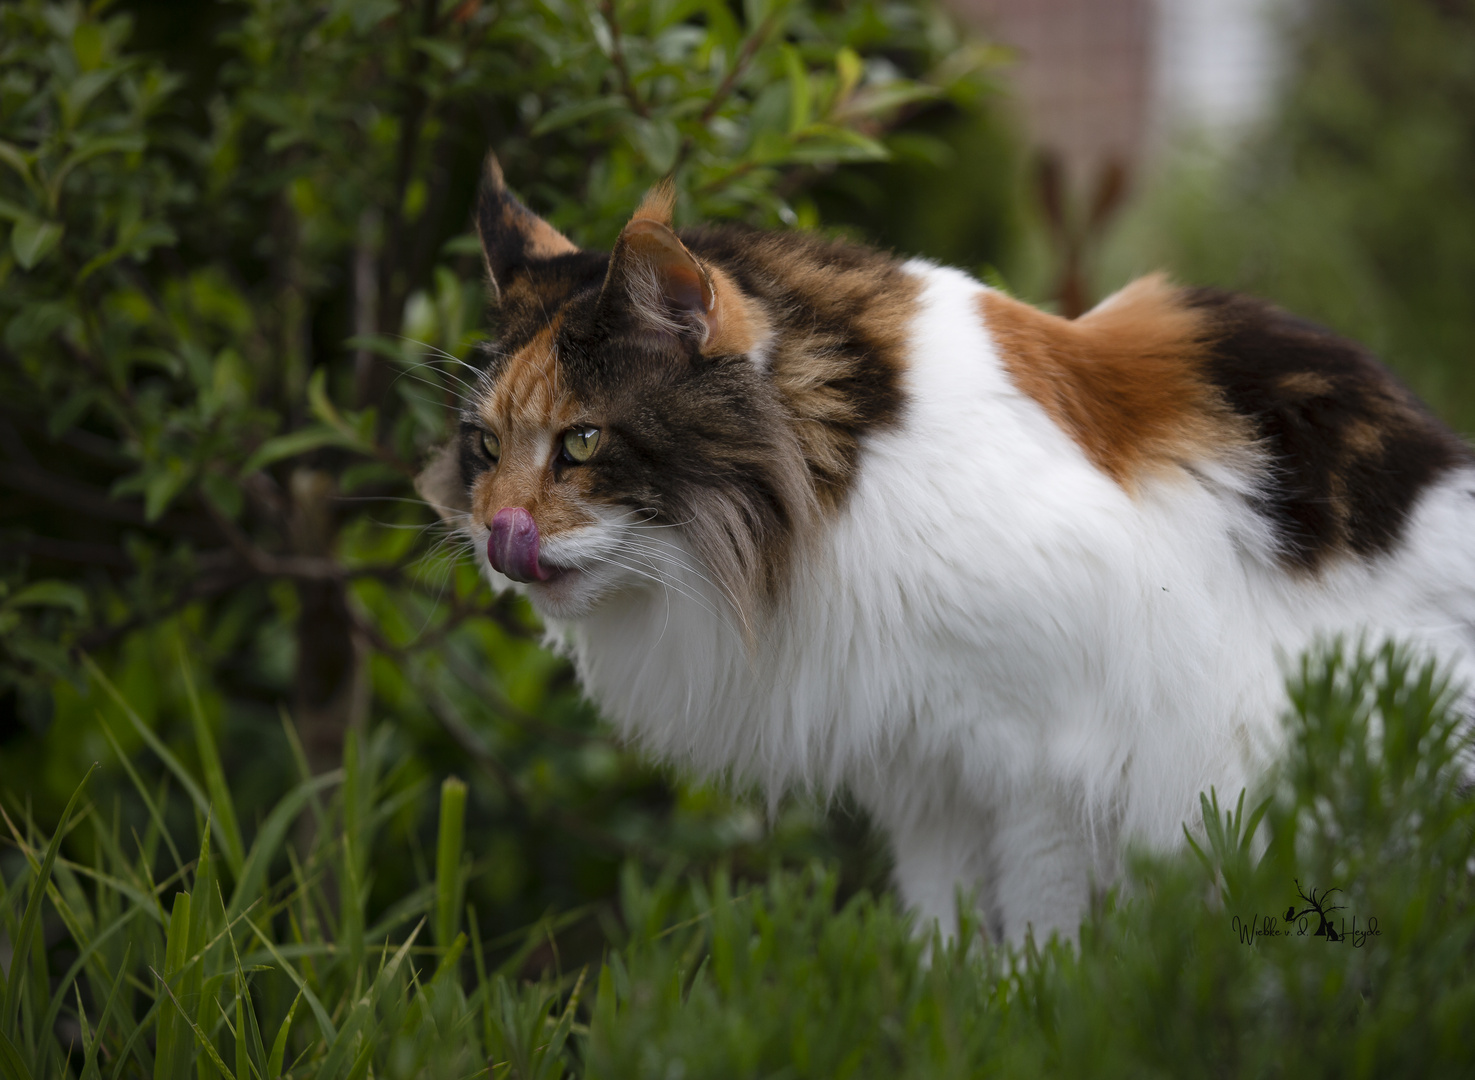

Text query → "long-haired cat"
[419,157,1475,943]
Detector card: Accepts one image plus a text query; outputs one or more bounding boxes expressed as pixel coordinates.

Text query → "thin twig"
[700,12,779,124]
[600,0,649,118]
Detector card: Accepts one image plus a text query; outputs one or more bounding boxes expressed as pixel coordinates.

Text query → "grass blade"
[227,772,341,919]
[177,644,245,876]
[80,943,131,1080]
[0,1026,35,1080]
[155,892,192,1080]
[83,656,229,875]
[435,776,467,950]
[3,763,96,1043]
[150,967,236,1080]
[266,989,302,1080]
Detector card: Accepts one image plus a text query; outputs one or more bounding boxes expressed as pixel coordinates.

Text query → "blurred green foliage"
[0,0,1002,969]
[1110,0,1475,434]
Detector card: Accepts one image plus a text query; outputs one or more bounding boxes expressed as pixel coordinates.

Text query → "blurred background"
[3,0,1473,975]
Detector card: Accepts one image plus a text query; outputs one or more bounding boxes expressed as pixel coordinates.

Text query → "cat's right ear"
[476,154,578,301]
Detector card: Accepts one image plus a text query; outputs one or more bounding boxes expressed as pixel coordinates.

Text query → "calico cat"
[419,157,1475,943]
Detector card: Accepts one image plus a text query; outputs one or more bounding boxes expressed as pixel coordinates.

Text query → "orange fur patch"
[469,320,597,538]
[483,155,577,263]
[704,265,769,357]
[632,179,676,226]
[501,201,577,262]
[980,275,1250,487]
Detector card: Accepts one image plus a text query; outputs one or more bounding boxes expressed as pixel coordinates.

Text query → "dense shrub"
[0,0,992,939]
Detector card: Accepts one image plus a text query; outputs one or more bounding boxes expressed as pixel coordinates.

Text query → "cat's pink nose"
[487,507,550,583]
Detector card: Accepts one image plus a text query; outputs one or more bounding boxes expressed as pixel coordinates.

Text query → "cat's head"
[418,156,815,626]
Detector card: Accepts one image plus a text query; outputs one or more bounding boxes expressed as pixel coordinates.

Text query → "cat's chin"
[521,567,611,620]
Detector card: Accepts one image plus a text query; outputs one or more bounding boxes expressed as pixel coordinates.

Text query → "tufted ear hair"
[597,183,765,357]
[475,154,578,301]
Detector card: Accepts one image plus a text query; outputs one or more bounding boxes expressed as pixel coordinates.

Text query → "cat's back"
[907,265,1475,583]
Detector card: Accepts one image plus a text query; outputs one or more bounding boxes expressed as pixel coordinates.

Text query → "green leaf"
[837,82,941,119]
[530,95,626,137]
[629,117,681,173]
[834,46,862,103]
[10,217,64,270]
[306,368,376,453]
[72,22,105,70]
[413,37,464,70]
[783,45,810,133]
[241,426,354,476]
[0,141,36,192]
[6,580,88,616]
[142,458,192,522]
[786,125,889,164]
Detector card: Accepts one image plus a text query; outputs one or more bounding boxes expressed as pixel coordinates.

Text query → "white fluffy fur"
[477,261,1475,943]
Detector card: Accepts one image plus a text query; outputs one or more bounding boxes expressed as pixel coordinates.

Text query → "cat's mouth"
[486,507,579,587]
[530,562,575,586]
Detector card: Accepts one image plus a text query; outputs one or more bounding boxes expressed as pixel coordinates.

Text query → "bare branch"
[600,0,649,118]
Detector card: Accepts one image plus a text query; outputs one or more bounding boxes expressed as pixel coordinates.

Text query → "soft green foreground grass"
[4,642,1475,1079]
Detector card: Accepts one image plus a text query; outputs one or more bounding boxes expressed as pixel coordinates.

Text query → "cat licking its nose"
[420,155,1475,944]
[487,507,551,583]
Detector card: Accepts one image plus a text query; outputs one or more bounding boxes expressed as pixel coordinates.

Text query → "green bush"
[2,642,1471,1077]
[0,0,991,939]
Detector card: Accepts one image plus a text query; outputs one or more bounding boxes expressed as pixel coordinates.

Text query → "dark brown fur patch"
[679,226,921,511]
[476,156,577,300]
[980,275,1251,489]
[448,207,922,618]
[1185,288,1471,569]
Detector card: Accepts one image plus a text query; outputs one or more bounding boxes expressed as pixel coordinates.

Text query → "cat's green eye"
[562,427,600,464]
[481,430,500,462]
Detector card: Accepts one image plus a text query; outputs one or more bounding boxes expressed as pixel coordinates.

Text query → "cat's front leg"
[986,783,1099,945]
[856,772,1000,941]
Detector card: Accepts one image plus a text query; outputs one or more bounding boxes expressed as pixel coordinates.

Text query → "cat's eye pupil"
[562,427,600,464]
[481,430,500,462]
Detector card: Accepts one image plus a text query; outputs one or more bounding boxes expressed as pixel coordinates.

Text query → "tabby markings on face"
[424,156,930,624]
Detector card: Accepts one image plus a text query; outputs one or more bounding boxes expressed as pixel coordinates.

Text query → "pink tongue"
[487,507,551,583]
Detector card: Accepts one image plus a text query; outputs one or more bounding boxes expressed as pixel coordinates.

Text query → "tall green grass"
[4,641,1474,1077]
[0,657,574,1080]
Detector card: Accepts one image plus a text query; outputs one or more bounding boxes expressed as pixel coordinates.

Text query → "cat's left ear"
[599,186,765,357]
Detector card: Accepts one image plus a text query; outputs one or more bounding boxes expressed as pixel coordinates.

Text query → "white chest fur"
[548,261,1475,942]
